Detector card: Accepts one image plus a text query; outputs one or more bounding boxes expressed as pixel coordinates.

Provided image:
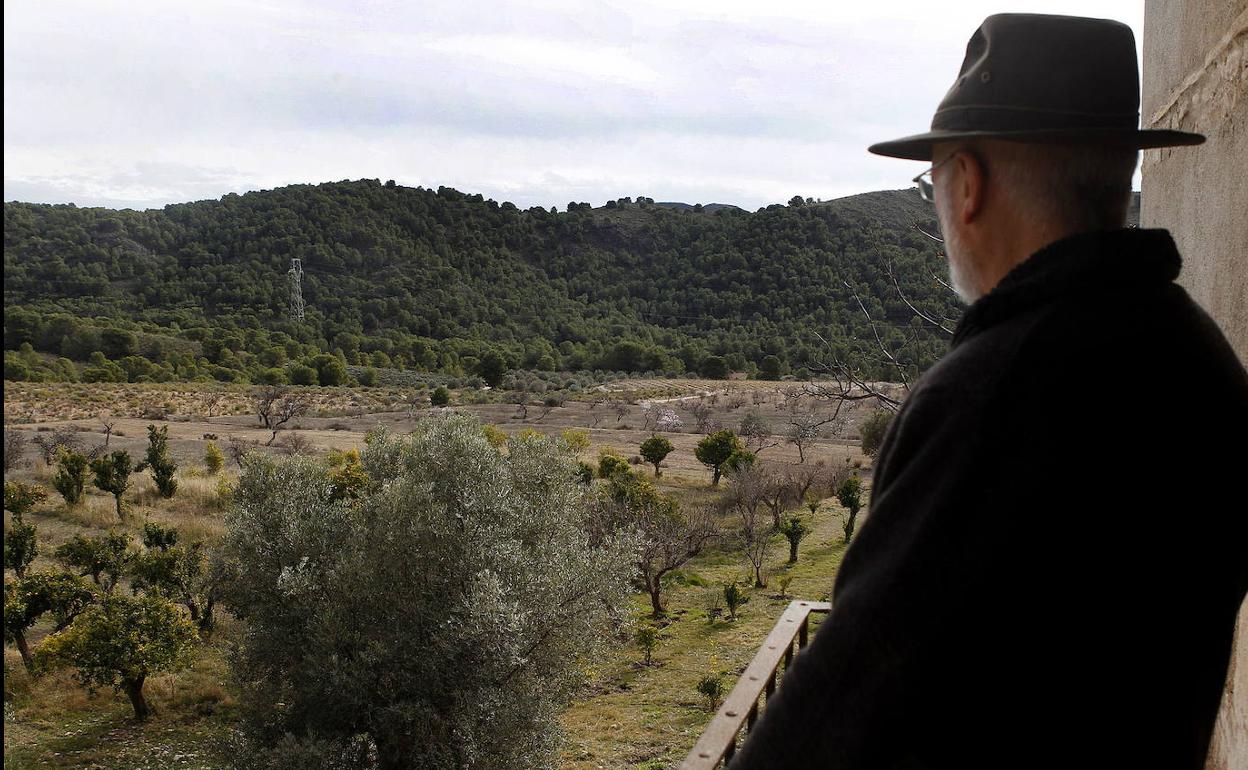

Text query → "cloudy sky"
[4,0,1143,211]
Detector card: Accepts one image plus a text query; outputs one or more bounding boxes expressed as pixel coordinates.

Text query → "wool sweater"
[728,228,1248,770]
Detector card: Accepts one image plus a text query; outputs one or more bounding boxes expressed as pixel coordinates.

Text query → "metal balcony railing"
[679,600,832,769]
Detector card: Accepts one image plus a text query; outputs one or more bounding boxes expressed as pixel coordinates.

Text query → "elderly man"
[729,14,1248,770]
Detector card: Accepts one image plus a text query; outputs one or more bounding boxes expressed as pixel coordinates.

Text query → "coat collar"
[950,227,1182,348]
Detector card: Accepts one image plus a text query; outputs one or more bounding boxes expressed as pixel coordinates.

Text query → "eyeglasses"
[912,152,957,203]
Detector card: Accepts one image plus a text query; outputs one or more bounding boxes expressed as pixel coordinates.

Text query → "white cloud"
[3,0,1144,210]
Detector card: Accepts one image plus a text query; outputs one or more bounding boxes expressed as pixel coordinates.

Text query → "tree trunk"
[123,676,149,720]
[797,443,805,463]
[754,564,765,588]
[647,575,665,618]
[13,631,34,673]
[653,462,662,478]
[113,494,123,519]
[198,599,215,635]
[844,507,859,543]
[712,467,722,485]
[788,539,799,564]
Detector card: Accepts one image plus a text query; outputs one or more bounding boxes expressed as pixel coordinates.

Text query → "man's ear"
[953,149,986,225]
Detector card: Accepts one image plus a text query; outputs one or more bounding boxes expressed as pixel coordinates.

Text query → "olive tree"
[221,414,636,770]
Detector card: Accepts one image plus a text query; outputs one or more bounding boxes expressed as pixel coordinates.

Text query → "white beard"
[936,201,982,304]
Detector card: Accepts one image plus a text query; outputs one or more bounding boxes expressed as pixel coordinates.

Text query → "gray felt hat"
[868,13,1205,161]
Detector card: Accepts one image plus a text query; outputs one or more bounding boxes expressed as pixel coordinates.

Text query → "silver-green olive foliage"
[222,413,638,770]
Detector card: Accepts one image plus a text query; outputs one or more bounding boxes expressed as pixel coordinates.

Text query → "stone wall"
[1141,4,1248,769]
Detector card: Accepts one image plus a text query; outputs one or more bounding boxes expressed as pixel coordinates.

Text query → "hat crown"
[932,14,1141,133]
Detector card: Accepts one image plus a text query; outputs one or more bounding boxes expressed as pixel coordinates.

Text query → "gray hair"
[988,141,1139,232]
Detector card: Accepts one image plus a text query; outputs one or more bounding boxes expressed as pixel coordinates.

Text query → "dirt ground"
[4,379,894,476]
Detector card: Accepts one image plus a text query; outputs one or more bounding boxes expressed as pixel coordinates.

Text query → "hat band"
[932,104,1140,132]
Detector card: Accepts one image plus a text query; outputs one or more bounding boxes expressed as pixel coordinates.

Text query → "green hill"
[3,181,958,385]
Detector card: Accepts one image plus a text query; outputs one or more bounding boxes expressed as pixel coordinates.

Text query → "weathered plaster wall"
[1142,2,1247,364]
[1141,4,1248,769]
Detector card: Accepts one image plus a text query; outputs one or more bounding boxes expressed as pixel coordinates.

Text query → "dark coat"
[728,228,1248,770]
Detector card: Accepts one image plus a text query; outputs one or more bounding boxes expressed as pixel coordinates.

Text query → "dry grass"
[4,379,879,770]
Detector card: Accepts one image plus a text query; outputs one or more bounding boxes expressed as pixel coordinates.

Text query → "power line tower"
[287,258,305,321]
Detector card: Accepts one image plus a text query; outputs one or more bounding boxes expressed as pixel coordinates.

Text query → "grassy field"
[3,380,877,770]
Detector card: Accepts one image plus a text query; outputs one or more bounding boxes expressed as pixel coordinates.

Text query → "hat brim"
[868,127,1205,161]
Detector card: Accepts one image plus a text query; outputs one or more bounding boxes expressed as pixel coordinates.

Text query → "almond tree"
[723,464,773,587]
[596,469,716,617]
[739,410,780,454]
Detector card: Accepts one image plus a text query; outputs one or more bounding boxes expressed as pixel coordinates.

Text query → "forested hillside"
[4,181,961,385]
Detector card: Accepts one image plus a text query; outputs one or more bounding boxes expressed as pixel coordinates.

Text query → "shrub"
[138,425,177,498]
[560,428,590,452]
[90,450,134,519]
[697,674,725,711]
[780,515,810,564]
[4,481,47,521]
[4,519,38,578]
[481,424,508,448]
[694,430,743,485]
[430,386,451,406]
[859,409,894,457]
[204,442,225,475]
[639,435,674,477]
[597,450,631,479]
[723,582,747,621]
[51,450,90,506]
[635,625,659,666]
